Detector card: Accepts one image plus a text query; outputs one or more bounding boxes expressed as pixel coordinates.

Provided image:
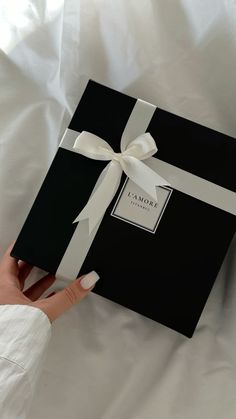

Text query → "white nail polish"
[80,271,100,290]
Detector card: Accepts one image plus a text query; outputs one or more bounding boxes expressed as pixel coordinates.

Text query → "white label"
[111,178,172,233]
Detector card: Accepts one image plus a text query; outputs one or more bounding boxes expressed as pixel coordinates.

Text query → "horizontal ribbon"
[72,131,170,234]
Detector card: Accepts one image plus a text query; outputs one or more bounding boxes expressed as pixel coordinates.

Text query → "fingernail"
[80,271,100,290]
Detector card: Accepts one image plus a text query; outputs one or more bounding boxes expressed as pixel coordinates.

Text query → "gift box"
[11,79,236,337]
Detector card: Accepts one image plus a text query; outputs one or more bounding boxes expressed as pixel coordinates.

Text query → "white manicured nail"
[80,271,100,290]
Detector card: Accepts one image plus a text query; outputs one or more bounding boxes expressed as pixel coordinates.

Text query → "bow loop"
[73,131,114,161]
[125,133,158,160]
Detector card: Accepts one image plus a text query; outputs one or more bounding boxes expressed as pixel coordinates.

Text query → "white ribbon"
[72,131,171,234]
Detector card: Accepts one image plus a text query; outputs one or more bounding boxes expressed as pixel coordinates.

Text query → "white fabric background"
[1,1,236,418]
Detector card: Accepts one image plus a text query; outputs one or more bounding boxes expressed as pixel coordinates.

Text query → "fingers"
[32,271,99,322]
[18,261,33,289]
[0,242,19,277]
[24,274,56,301]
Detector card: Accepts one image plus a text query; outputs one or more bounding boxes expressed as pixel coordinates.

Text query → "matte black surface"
[11,80,236,337]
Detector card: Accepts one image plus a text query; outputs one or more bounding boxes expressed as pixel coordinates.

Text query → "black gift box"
[11,80,236,337]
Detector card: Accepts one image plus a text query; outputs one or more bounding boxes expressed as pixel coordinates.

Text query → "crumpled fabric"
[0,1,236,418]
[0,305,51,418]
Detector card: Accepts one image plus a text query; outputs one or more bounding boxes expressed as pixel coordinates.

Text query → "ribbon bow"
[73,131,170,234]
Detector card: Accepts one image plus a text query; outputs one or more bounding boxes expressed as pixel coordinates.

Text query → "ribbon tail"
[122,156,170,201]
[73,161,123,234]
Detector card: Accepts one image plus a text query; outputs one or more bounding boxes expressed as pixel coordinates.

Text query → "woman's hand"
[0,243,99,322]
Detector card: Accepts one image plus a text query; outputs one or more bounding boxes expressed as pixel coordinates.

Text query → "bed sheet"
[0,1,236,418]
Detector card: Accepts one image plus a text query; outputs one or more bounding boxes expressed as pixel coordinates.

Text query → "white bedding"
[1,1,236,418]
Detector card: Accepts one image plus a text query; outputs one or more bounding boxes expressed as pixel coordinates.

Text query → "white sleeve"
[0,304,52,419]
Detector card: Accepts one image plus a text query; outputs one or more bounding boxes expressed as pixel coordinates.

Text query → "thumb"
[32,271,99,322]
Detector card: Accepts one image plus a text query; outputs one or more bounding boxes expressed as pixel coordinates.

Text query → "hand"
[0,243,99,322]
